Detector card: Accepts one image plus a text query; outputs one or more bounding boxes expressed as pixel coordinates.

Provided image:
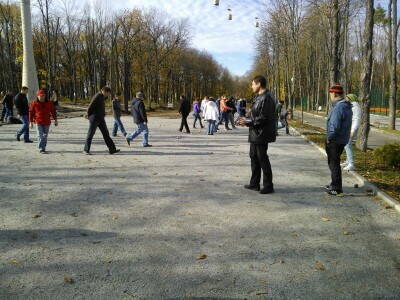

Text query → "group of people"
[1,75,360,196]
[177,95,247,136]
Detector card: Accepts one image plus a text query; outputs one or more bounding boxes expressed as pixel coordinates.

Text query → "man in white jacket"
[201,96,209,119]
[342,94,361,171]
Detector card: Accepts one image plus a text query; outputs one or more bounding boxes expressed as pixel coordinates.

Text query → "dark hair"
[180,95,185,99]
[21,86,29,91]
[252,75,267,89]
[101,86,112,93]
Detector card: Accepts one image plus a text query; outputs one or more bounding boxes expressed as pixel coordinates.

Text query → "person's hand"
[237,117,247,127]
[54,120,58,127]
[326,140,330,144]
[30,122,34,129]
[84,114,88,119]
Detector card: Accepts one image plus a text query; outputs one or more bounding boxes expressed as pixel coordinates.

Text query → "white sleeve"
[351,103,361,133]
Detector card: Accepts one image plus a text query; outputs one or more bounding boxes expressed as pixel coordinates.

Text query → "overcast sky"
[102,0,266,76]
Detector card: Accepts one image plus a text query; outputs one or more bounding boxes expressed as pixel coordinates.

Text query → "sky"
[109,0,266,77]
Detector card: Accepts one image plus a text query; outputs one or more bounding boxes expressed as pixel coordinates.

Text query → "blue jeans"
[207,120,216,134]
[127,122,149,146]
[5,108,13,119]
[344,129,358,166]
[36,125,50,151]
[17,114,30,141]
[112,116,126,136]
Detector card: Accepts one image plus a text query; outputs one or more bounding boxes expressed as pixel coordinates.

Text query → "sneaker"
[109,149,120,155]
[244,184,260,192]
[24,140,33,143]
[143,144,152,148]
[326,189,344,197]
[343,165,355,171]
[126,138,131,146]
[16,135,21,142]
[83,151,91,155]
[39,149,47,154]
[324,184,332,191]
[112,134,117,137]
[260,187,275,194]
[340,162,348,168]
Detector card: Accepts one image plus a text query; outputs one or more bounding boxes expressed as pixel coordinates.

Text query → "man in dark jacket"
[178,95,191,133]
[325,84,353,196]
[238,75,277,194]
[2,91,14,121]
[83,86,120,155]
[14,86,33,143]
[0,91,5,122]
[126,92,152,147]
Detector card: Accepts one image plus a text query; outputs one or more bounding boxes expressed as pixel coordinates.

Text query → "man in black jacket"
[178,95,191,134]
[126,92,152,147]
[14,86,33,143]
[238,75,276,194]
[83,86,120,155]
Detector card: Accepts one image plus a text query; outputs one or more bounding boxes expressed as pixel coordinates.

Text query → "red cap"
[329,84,344,94]
[37,90,46,96]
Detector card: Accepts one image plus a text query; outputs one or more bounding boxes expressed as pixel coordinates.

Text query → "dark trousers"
[250,143,273,189]
[179,114,190,133]
[280,116,289,134]
[84,117,116,153]
[1,106,6,121]
[193,113,203,128]
[325,142,345,192]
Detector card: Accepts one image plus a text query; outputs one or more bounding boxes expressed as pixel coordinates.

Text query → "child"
[112,93,127,137]
[29,90,58,153]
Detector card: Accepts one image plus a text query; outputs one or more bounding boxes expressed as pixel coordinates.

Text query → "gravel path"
[1,116,400,299]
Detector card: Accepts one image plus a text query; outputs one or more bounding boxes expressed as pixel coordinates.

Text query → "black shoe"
[16,135,21,141]
[244,185,260,191]
[126,138,131,146]
[143,144,152,148]
[326,189,344,197]
[260,188,275,194]
[110,149,120,155]
[83,151,91,155]
[112,134,117,137]
[39,149,48,154]
[324,185,332,191]
[24,140,33,143]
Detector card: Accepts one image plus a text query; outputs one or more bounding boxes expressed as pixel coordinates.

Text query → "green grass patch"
[289,120,400,201]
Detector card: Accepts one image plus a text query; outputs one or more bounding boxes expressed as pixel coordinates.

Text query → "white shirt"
[351,102,361,133]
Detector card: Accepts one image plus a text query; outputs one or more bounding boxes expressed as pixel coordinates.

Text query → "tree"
[388,0,398,130]
[20,0,38,100]
[356,0,375,151]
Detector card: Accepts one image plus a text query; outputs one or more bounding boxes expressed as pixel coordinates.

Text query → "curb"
[290,126,400,214]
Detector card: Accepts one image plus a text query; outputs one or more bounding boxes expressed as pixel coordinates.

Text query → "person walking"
[2,91,14,121]
[29,90,58,154]
[192,99,204,129]
[277,100,290,135]
[227,96,237,129]
[14,86,33,143]
[325,84,353,196]
[341,94,361,171]
[178,95,191,133]
[201,96,209,119]
[126,92,152,147]
[236,98,247,120]
[238,75,277,194]
[83,86,120,155]
[220,96,233,130]
[111,92,127,137]
[203,97,219,135]
[0,91,6,122]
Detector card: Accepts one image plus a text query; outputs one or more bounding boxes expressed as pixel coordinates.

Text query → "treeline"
[0,1,237,111]
[246,0,398,130]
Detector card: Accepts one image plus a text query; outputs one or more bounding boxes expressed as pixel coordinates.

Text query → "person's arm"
[327,106,343,142]
[87,95,99,117]
[249,96,273,127]
[140,102,148,123]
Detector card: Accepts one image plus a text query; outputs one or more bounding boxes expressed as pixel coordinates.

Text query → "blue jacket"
[326,99,353,145]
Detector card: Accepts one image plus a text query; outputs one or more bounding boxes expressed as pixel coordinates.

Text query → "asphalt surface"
[1,116,400,299]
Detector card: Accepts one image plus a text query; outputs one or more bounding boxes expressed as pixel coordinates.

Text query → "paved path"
[370,114,400,131]
[1,116,400,299]
[298,111,400,149]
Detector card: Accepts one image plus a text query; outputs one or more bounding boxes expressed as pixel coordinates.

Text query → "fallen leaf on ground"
[197,254,207,260]
[64,276,74,284]
[112,216,119,220]
[343,231,351,235]
[104,260,112,264]
[321,217,330,222]
[9,259,20,265]
[32,213,42,218]
[315,263,326,271]
[385,205,393,209]
[199,179,205,182]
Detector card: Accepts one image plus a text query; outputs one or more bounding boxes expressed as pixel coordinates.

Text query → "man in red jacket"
[29,90,58,154]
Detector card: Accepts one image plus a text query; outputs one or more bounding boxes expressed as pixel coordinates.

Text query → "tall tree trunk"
[389,0,398,130]
[330,0,341,84]
[357,0,375,151]
[20,0,39,101]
